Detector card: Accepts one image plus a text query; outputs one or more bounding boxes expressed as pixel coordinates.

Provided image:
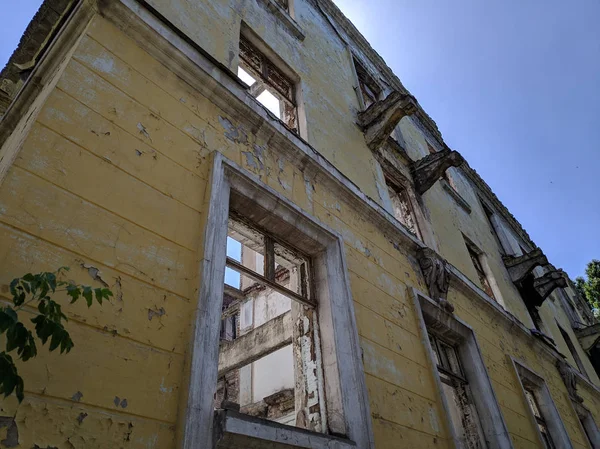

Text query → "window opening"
[274,0,290,11]
[524,387,556,449]
[386,182,420,238]
[429,333,486,449]
[216,213,326,432]
[353,58,381,109]
[238,36,298,133]
[464,240,496,301]
[557,324,588,379]
[481,203,505,255]
[517,273,548,332]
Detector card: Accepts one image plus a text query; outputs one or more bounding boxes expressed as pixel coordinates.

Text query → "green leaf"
[60,334,74,354]
[47,273,57,292]
[83,286,93,307]
[9,279,18,298]
[67,284,80,303]
[49,329,64,352]
[0,352,24,402]
[0,309,16,333]
[94,288,103,305]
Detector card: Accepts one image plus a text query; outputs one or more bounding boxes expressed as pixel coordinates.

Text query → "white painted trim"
[182,153,231,449]
[214,409,356,449]
[410,288,514,449]
[182,153,374,449]
[511,357,575,449]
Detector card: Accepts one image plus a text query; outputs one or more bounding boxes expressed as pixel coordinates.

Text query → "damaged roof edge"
[0,0,75,106]
[315,0,537,251]
[1,0,537,257]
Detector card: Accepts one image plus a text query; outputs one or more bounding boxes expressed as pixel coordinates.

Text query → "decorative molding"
[416,248,453,313]
[411,149,464,196]
[556,359,584,403]
[533,270,567,305]
[357,91,417,151]
[502,248,548,285]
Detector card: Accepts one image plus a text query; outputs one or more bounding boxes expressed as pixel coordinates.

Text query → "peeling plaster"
[80,262,109,287]
[218,116,247,144]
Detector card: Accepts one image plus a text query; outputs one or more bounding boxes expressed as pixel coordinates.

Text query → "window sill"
[214,409,356,449]
[256,0,305,41]
[441,179,471,214]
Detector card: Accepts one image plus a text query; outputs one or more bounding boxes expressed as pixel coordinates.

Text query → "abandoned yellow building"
[1,0,600,447]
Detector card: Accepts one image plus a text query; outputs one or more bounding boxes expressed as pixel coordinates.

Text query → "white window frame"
[511,358,574,449]
[575,404,600,449]
[463,235,506,308]
[182,153,374,449]
[410,288,513,449]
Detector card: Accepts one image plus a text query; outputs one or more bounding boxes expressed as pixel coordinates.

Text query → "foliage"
[0,267,112,402]
[575,260,600,316]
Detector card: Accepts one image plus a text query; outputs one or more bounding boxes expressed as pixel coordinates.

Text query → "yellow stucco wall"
[0,3,598,449]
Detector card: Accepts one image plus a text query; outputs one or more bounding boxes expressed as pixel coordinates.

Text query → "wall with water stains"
[0,1,599,448]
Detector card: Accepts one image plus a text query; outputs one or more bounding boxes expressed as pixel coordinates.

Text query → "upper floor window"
[464,238,496,301]
[481,203,505,255]
[353,57,381,109]
[557,324,588,379]
[275,0,289,11]
[386,181,420,238]
[238,36,298,133]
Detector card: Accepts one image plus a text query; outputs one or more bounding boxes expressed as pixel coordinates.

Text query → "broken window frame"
[428,332,487,449]
[182,154,374,449]
[481,202,506,256]
[556,323,589,380]
[352,56,382,110]
[574,405,600,449]
[512,358,575,449]
[411,288,512,449]
[464,237,498,302]
[524,387,556,449]
[378,155,435,246]
[385,176,422,239]
[226,214,314,309]
[238,35,298,134]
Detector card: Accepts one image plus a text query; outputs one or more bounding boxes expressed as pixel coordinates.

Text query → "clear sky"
[2,0,599,278]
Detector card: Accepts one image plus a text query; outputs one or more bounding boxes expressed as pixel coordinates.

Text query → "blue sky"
[2,1,598,278]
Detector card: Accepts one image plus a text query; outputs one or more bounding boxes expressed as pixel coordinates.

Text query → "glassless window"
[466,243,496,301]
[387,183,420,238]
[216,214,325,431]
[524,388,555,449]
[429,333,486,449]
[353,58,381,109]
[238,36,298,134]
[275,0,289,11]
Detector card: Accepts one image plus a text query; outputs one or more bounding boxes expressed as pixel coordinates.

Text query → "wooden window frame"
[411,288,513,449]
[238,35,299,134]
[181,153,374,449]
[463,236,501,304]
[512,358,574,449]
[351,56,381,110]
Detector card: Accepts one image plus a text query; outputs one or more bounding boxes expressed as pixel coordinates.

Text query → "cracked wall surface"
[0,1,599,449]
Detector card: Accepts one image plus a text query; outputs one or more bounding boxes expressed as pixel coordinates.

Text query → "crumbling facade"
[0,0,599,448]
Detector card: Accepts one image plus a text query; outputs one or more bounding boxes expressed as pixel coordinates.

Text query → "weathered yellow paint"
[0,4,598,448]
